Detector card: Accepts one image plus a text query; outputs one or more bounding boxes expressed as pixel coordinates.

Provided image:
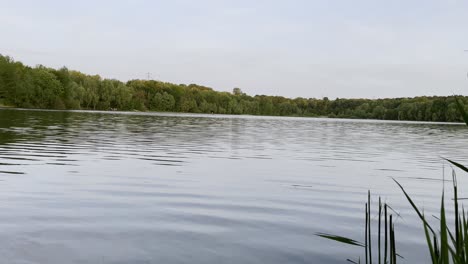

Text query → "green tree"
[0,54,466,123]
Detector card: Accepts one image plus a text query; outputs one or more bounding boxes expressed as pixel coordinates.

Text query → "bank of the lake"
[1,54,467,123]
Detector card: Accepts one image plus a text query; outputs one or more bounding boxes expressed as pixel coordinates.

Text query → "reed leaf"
[440,191,449,263]
[423,214,437,263]
[384,204,388,264]
[393,178,435,234]
[378,198,381,264]
[365,203,368,264]
[446,158,468,174]
[368,192,372,264]
[315,233,364,247]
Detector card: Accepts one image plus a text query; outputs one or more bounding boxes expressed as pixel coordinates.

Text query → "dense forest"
[0,54,466,122]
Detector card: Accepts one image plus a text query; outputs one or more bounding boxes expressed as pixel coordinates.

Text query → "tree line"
[0,54,466,122]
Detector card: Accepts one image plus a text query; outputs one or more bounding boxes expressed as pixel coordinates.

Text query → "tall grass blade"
[378,198,381,264]
[368,192,372,264]
[393,178,435,234]
[315,233,364,247]
[463,214,466,263]
[446,158,468,174]
[422,213,437,263]
[392,224,397,264]
[440,191,449,264]
[365,203,368,264]
[384,204,388,264]
[448,246,460,263]
[453,170,460,254]
[389,215,394,264]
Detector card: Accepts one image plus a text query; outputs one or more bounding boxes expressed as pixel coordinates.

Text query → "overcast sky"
[1,0,467,99]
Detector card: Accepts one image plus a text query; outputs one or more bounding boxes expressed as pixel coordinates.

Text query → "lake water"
[0,108,467,264]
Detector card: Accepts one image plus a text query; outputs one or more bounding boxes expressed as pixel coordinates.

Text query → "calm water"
[0,109,467,263]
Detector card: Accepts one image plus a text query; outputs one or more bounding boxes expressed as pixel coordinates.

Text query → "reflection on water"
[0,109,467,263]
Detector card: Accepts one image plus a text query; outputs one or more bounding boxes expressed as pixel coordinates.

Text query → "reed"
[316,191,398,263]
[394,167,468,263]
[318,169,468,263]
[318,97,468,263]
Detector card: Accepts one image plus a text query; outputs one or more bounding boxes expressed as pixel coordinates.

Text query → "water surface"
[0,109,467,263]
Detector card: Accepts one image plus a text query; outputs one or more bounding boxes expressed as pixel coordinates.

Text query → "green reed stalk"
[365,203,368,264]
[317,194,397,263]
[368,191,372,264]
[384,204,388,264]
[378,198,381,264]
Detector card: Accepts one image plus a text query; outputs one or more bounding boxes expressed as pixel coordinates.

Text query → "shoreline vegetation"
[1,54,467,122]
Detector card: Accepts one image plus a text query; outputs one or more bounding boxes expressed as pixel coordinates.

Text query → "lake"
[0,108,467,263]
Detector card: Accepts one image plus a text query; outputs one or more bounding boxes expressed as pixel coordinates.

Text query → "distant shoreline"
[1,54,466,123]
[1,106,464,125]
